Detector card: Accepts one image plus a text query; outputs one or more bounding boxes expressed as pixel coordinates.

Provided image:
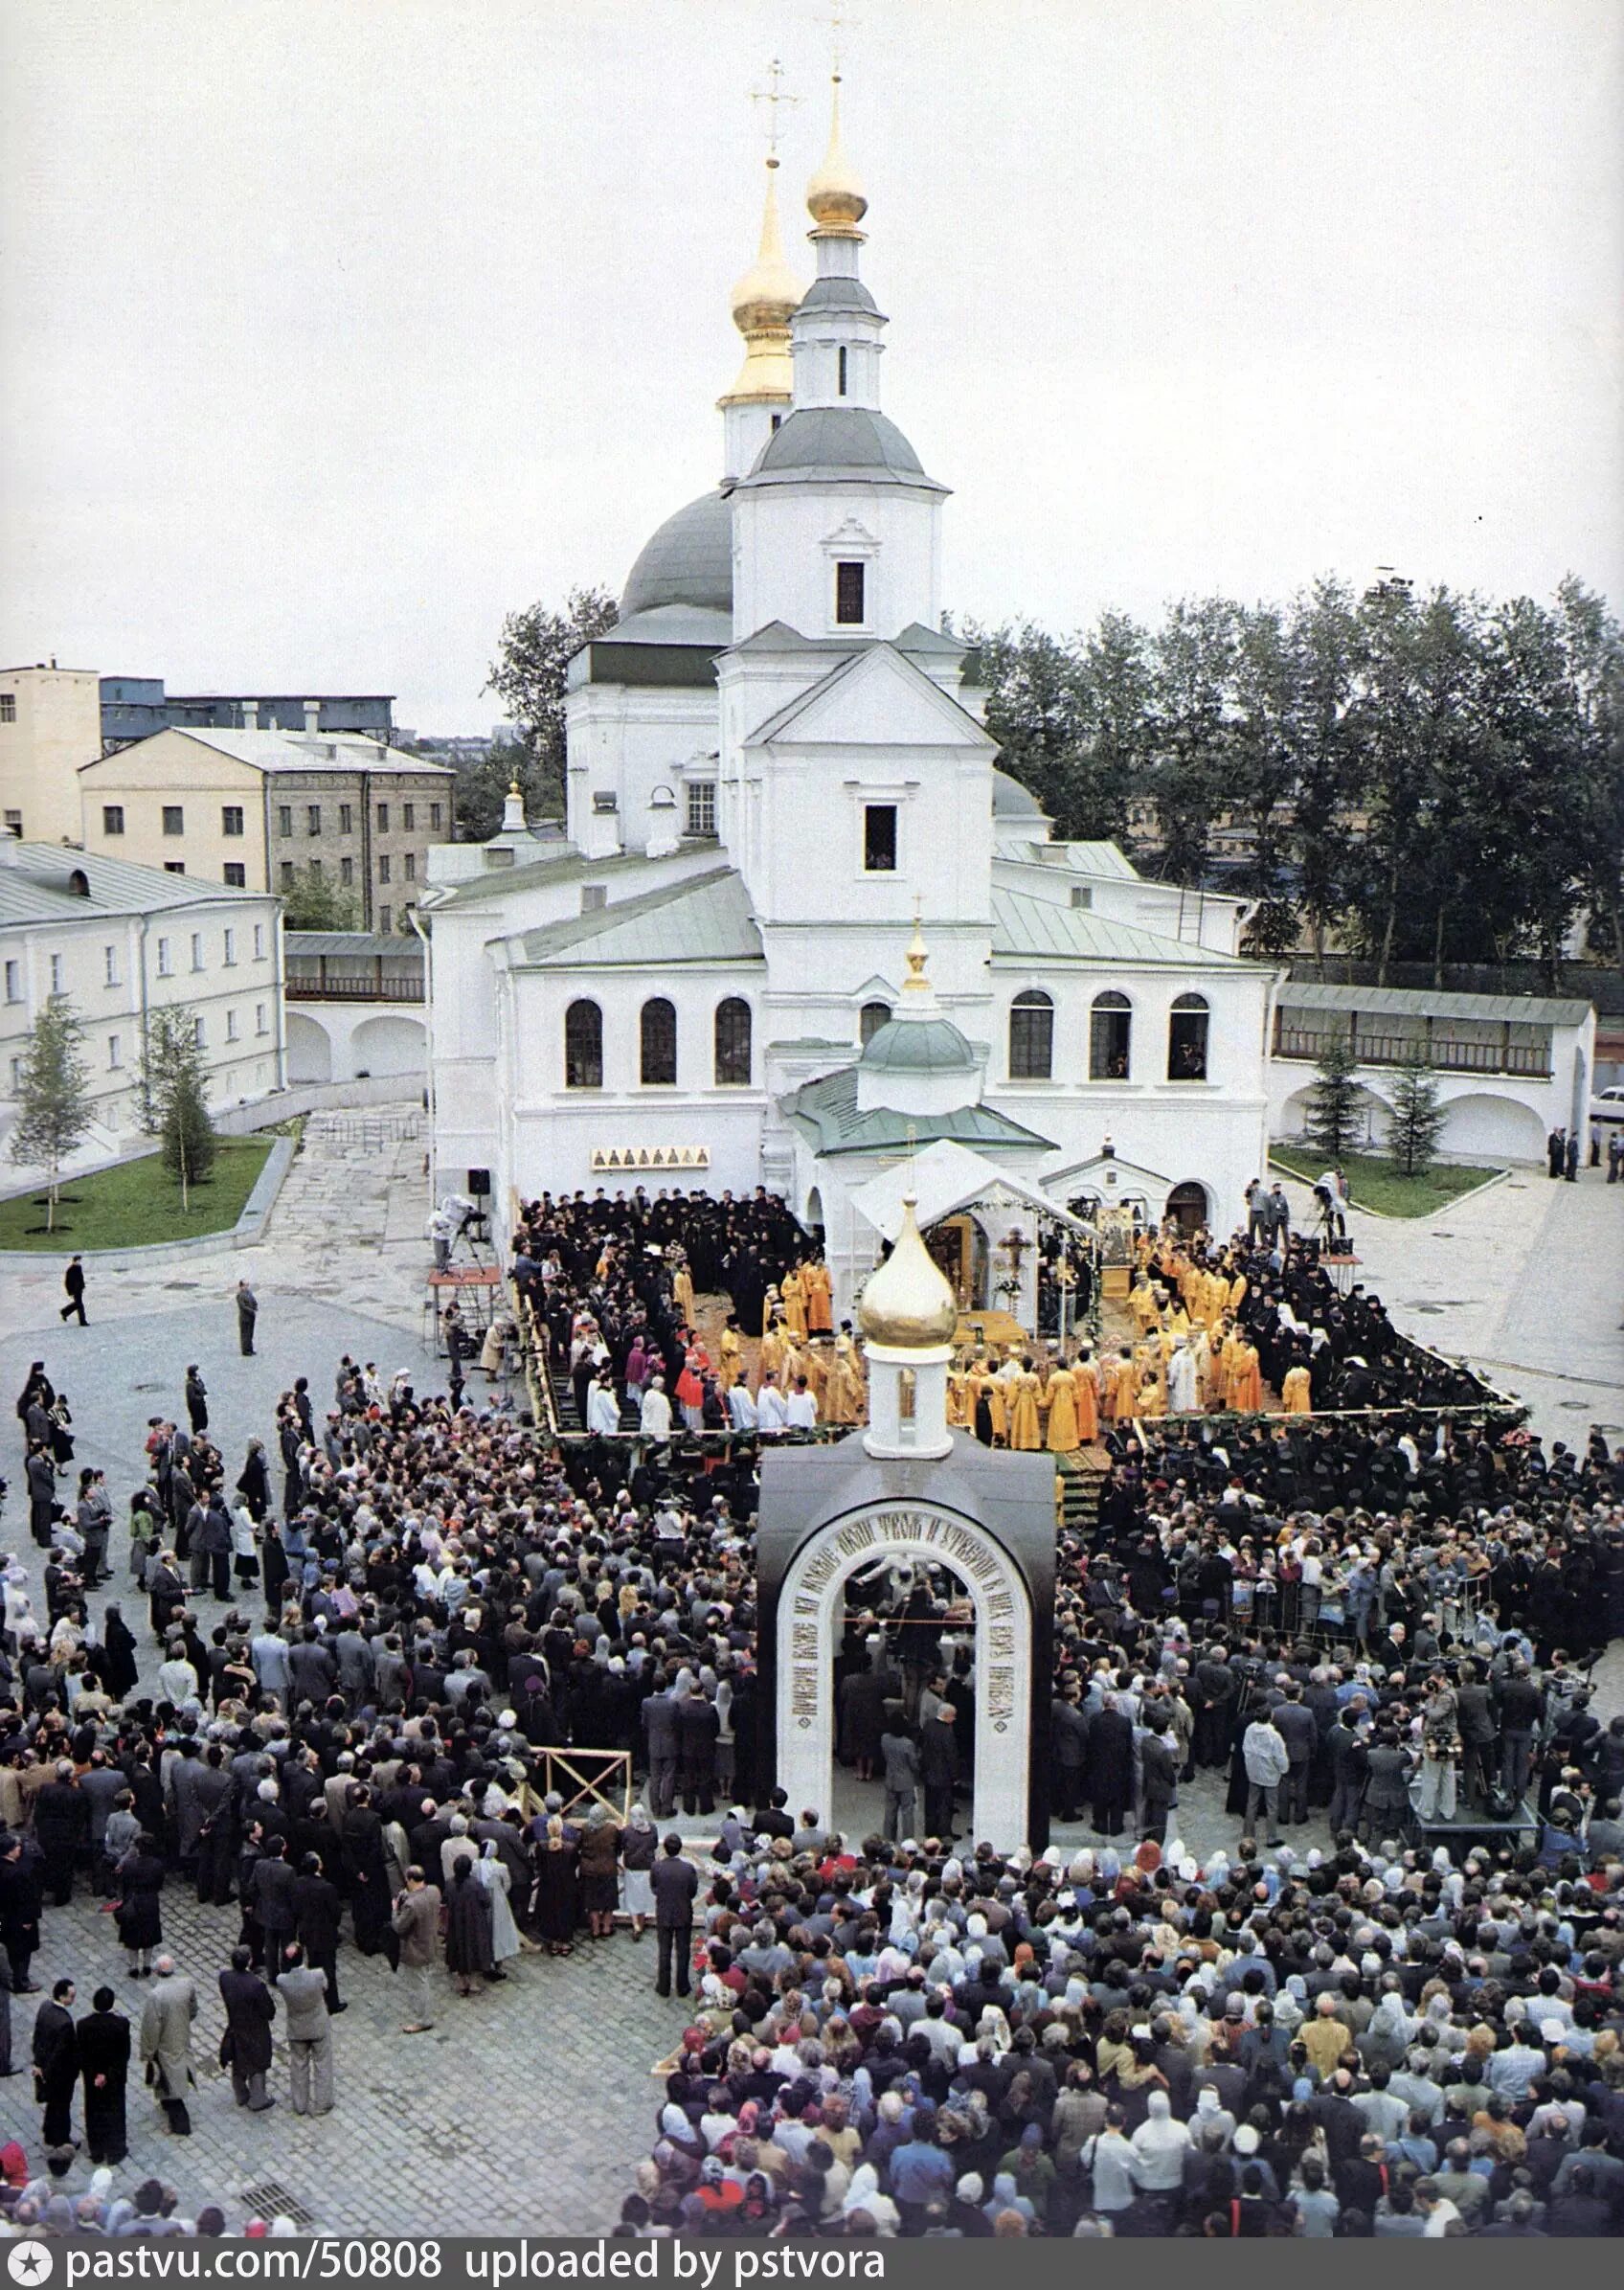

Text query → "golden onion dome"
[806,78,868,234]
[730,159,803,332]
[858,1195,959,1351]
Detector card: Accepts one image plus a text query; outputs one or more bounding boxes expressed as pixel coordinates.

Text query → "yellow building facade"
[0,666,103,846]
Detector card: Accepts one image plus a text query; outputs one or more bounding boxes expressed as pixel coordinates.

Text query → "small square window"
[0,694,15,723]
[162,805,184,836]
[102,804,124,836]
[863,804,897,873]
[163,861,185,874]
[836,560,867,624]
[3,810,21,836]
[221,805,244,837]
[223,863,246,888]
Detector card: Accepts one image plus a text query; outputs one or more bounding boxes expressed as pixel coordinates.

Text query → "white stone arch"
[777,1497,1032,1848]
[286,1009,333,1084]
[350,1010,427,1077]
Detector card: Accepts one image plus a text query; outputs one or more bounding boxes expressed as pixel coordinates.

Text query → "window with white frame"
[49,954,62,994]
[190,932,203,971]
[103,944,119,986]
[253,923,264,959]
[686,782,717,836]
[223,927,237,965]
[255,1003,267,1035]
[107,1033,122,1069]
[226,1009,238,1041]
[4,960,20,1004]
[157,938,172,977]
[192,1015,205,1050]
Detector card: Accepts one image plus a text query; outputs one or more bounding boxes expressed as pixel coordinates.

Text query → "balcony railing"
[285,971,423,1003]
[1274,1021,1550,1079]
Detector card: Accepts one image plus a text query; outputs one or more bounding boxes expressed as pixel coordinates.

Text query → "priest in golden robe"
[1008,1361,1043,1451]
[780,1265,807,1340]
[1280,1359,1313,1415]
[1044,1360,1080,1452]
[803,1258,833,1335]
[717,1317,744,1394]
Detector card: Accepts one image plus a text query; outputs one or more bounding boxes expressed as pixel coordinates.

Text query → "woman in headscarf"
[475,1838,520,1969]
[620,1803,657,1940]
[529,1813,578,1956]
[577,1802,622,1940]
[443,1859,495,1997]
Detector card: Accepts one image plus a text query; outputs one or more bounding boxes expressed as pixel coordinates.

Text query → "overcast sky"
[2,0,1619,734]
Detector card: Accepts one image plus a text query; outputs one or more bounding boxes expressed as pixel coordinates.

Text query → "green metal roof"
[782,1063,1055,1158]
[513,866,762,969]
[860,1013,978,1074]
[990,885,1254,968]
[0,843,269,926]
[1279,982,1591,1027]
[428,846,656,909]
[285,930,419,960]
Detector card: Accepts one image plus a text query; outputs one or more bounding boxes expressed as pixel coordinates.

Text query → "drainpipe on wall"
[407,903,436,1214]
[273,900,288,1092]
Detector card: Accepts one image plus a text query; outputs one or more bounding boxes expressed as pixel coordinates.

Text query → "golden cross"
[749,56,801,157]
[819,4,861,77]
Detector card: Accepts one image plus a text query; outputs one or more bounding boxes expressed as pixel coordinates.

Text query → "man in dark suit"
[218,1947,277,2110]
[650,1833,698,2000]
[291,1854,346,2014]
[33,1978,79,2150]
[920,1705,960,1841]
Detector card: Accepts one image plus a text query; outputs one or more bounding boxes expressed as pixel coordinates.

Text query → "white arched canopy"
[776,1499,1032,1848]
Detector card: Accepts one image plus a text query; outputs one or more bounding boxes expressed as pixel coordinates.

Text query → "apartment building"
[0,665,103,846]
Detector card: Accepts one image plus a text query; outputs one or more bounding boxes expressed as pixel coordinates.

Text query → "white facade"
[423,102,1281,1280]
[0,842,285,1165]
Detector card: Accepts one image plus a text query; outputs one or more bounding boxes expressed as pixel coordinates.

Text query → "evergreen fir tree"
[1387,1053,1447,1179]
[140,1008,217,1209]
[7,994,93,1231]
[1305,1030,1363,1164]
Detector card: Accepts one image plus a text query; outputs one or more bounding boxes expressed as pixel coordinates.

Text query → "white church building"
[423,89,1280,1315]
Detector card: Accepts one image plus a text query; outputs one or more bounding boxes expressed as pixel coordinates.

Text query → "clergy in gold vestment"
[717,1321,744,1393]
[1008,1366,1042,1451]
[780,1267,807,1339]
[760,1283,780,1340]
[1045,1364,1080,1453]
[1280,1362,1312,1415]
[1071,1351,1100,1444]
[757,1320,785,1388]
[804,1260,833,1334]
[1229,1339,1263,1413]
[672,1260,696,1327]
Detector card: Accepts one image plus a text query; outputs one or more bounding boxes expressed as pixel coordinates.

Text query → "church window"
[863,803,896,872]
[565,999,602,1089]
[713,997,752,1086]
[1090,989,1132,1079]
[1008,988,1054,1080]
[1168,992,1210,1081]
[771,413,782,433]
[686,782,717,836]
[836,560,867,624]
[859,1000,891,1047]
[640,996,677,1086]
[838,346,847,397]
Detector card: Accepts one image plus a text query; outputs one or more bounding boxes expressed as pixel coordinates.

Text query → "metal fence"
[314,1110,422,1148]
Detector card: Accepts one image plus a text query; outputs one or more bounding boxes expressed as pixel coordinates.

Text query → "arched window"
[1008,988,1054,1080]
[564,998,602,1089]
[641,996,677,1086]
[713,997,752,1086]
[1168,992,1210,1081]
[859,1000,891,1047]
[1089,989,1132,1080]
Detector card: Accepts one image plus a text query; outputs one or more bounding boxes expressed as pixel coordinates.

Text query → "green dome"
[860,1014,977,1075]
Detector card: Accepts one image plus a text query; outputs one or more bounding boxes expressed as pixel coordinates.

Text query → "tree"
[1305,1029,1364,1164]
[1387,1054,1447,1179]
[1556,577,1624,973]
[281,867,361,932]
[1147,596,1239,884]
[482,585,620,826]
[7,994,93,1231]
[1284,578,1364,972]
[140,1008,217,1209]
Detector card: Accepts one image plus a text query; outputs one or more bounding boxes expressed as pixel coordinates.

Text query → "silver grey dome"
[860,1013,978,1075]
[620,489,733,619]
[747,406,936,483]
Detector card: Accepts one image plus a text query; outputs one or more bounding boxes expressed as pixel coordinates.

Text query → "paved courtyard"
[0,1115,1620,2229]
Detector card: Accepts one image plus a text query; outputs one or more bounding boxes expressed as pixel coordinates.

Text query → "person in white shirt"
[784,1377,818,1431]
[727,1382,758,1433]
[640,1378,672,1439]
[586,1374,621,1438]
[756,1375,789,1433]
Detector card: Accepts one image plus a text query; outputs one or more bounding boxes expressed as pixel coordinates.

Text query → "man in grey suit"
[277,1944,334,2116]
[879,1716,920,1842]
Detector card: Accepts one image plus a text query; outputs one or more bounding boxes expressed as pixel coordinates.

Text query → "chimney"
[242,699,259,731]
[303,700,321,735]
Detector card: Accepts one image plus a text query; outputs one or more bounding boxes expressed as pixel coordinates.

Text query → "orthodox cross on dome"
[750,55,801,160]
[819,3,861,78]
[900,906,931,998]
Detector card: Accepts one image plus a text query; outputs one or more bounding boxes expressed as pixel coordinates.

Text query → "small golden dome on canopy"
[730,159,802,332]
[806,77,867,234]
[858,1194,959,1351]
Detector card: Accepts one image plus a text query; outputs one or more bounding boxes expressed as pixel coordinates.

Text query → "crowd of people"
[0,1182,1619,2240]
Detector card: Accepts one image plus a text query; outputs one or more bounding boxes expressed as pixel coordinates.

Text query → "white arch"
[350,1011,427,1077]
[286,1010,333,1084]
[777,1497,1031,1848]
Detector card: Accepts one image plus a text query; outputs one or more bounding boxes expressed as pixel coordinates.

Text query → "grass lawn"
[1270,1145,1500,1218]
[0,1134,276,1251]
